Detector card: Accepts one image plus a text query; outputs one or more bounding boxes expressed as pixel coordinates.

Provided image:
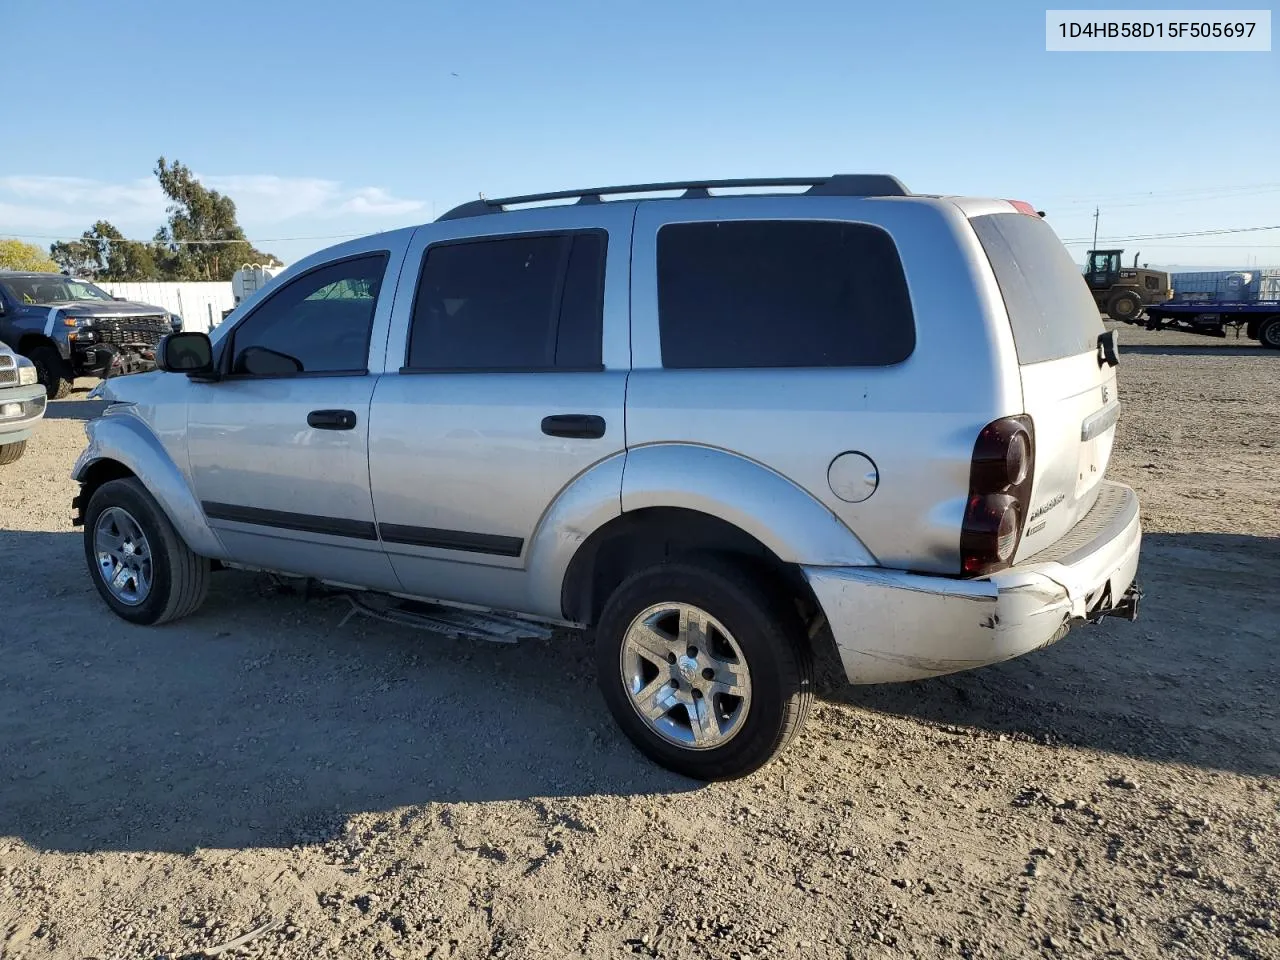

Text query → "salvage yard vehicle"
[1140,299,1280,348]
[1083,249,1172,322]
[0,271,179,399]
[71,175,1143,780]
[0,341,46,465]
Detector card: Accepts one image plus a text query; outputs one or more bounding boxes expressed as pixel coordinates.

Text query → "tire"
[594,559,813,780]
[1107,291,1142,323]
[83,477,210,625]
[0,440,25,465]
[1258,316,1280,350]
[26,344,73,400]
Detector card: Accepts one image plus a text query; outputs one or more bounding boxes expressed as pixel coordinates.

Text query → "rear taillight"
[1004,199,1046,218]
[960,416,1035,576]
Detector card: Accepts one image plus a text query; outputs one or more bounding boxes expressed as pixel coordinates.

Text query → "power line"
[0,232,361,245]
[1060,224,1280,244]
[1042,181,1280,207]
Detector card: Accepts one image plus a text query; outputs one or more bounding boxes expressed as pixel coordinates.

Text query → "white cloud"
[0,173,424,240]
[0,175,164,233]
[338,187,425,217]
[202,175,425,222]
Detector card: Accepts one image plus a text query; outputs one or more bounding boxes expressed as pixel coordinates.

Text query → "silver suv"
[72,175,1142,780]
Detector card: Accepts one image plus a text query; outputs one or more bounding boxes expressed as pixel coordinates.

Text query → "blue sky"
[3,0,1277,266]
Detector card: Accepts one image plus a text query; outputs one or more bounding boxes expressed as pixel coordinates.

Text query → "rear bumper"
[0,383,48,444]
[803,480,1142,684]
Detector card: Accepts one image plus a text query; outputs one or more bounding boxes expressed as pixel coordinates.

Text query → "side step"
[339,593,556,644]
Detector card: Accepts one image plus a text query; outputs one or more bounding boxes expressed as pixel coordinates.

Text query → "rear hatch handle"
[1097,330,1120,368]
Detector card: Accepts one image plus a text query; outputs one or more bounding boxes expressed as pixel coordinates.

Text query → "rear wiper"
[1097,329,1120,368]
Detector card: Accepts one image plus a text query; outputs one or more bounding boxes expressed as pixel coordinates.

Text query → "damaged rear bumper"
[802,480,1142,684]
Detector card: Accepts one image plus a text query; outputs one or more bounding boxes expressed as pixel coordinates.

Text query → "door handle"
[307,409,358,431]
[541,414,606,439]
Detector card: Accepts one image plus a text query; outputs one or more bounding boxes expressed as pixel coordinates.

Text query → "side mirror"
[112,296,127,302]
[157,332,214,376]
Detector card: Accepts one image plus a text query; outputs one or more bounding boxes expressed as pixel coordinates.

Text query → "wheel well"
[72,459,136,525]
[17,334,57,356]
[561,507,821,629]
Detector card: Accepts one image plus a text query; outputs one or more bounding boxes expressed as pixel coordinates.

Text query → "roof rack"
[436,174,910,221]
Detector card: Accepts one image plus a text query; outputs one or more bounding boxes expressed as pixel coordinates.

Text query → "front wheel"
[26,344,73,400]
[594,559,813,780]
[0,440,26,465]
[1258,316,1280,350]
[83,477,211,625]
[1107,291,1142,323]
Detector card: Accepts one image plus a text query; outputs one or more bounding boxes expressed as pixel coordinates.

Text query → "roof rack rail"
[436,174,910,221]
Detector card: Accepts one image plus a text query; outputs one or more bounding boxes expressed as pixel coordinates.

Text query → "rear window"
[971,213,1104,364]
[657,220,915,369]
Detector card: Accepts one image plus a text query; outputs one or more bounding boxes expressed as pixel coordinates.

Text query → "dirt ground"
[1,325,1277,960]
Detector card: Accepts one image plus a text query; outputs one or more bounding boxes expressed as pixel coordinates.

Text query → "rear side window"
[657,220,915,369]
[971,213,1104,364]
[406,231,606,371]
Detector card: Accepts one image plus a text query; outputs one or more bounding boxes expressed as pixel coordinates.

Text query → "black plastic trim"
[379,523,524,557]
[397,365,605,375]
[202,502,378,541]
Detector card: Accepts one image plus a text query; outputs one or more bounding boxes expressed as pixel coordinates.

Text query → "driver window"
[229,253,389,376]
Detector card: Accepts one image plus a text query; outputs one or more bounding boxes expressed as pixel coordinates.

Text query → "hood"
[87,368,166,403]
[51,300,168,317]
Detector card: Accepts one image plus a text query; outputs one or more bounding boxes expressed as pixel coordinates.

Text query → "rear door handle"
[541,414,606,439]
[307,409,358,431]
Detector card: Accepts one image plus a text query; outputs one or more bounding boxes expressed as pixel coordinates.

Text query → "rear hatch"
[970,211,1119,560]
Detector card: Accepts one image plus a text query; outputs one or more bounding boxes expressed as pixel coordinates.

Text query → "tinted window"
[971,213,1104,364]
[230,254,387,376]
[657,220,915,369]
[407,231,606,371]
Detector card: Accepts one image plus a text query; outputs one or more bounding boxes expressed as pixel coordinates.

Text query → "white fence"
[97,282,234,332]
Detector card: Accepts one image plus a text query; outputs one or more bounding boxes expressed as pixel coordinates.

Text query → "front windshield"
[1,276,115,305]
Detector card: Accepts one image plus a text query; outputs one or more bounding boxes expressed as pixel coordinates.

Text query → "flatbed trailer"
[1138,300,1280,349]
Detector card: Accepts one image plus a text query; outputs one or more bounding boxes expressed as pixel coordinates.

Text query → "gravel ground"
[1,326,1277,960]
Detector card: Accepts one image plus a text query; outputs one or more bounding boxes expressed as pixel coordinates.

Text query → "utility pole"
[1092,207,1100,251]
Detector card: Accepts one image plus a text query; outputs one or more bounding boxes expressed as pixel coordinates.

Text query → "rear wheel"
[83,477,210,625]
[1107,291,1142,323]
[1258,316,1280,350]
[0,440,26,465]
[26,344,73,400]
[594,559,813,780]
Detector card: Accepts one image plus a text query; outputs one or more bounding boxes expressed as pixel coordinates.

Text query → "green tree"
[152,157,278,281]
[49,221,161,280]
[48,236,99,277]
[0,238,59,272]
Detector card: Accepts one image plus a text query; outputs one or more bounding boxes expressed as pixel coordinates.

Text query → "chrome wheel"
[94,506,153,606]
[619,602,752,750]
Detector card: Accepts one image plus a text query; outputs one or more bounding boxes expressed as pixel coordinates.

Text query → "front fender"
[73,411,228,559]
[621,444,876,567]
